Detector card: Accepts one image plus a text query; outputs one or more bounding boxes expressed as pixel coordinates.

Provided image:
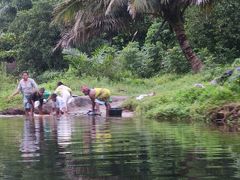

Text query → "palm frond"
[53,0,215,50]
[105,0,127,15]
[52,0,84,25]
[54,10,131,50]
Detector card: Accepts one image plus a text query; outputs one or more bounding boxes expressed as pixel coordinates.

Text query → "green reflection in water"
[0,116,240,179]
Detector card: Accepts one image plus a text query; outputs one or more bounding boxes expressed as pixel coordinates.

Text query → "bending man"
[81,86,111,116]
[54,82,72,112]
[29,88,45,115]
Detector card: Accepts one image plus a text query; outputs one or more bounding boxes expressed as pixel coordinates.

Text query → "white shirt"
[17,78,38,96]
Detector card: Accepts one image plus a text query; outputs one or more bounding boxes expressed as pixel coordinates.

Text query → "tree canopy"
[0,0,239,77]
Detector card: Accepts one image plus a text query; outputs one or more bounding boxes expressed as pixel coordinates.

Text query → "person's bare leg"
[51,108,54,115]
[25,109,29,116]
[95,103,101,114]
[30,107,34,117]
[105,103,111,117]
[56,109,60,118]
[38,106,43,115]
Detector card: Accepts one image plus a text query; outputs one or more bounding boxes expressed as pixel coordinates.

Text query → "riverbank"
[0,95,134,118]
[1,67,240,121]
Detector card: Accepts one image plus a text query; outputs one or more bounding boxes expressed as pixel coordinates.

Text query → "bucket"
[109,108,122,117]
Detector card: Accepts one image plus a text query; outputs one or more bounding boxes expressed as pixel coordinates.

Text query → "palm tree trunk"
[171,22,203,73]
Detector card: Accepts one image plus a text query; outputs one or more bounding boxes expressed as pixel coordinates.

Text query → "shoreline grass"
[1,67,240,122]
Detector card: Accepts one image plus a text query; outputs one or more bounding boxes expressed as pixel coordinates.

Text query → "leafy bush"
[175,87,205,104]
[35,70,64,83]
[232,58,240,67]
[145,103,190,120]
[63,46,131,81]
[122,98,139,111]
[186,1,240,64]
[91,45,127,81]
[63,48,92,76]
[161,46,191,74]
[118,42,150,78]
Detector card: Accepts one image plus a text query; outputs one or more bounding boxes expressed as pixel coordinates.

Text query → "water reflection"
[57,116,72,148]
[2,116,240,179]
[212,121,240,133]
[20,118,41,159]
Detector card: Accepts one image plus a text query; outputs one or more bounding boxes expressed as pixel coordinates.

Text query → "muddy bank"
[0,96,134,118]
[209,103,240,123]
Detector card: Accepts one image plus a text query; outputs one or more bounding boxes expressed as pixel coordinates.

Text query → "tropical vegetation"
[0,0,240,121]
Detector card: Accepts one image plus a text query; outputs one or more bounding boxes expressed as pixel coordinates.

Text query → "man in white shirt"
[54,82,72,112]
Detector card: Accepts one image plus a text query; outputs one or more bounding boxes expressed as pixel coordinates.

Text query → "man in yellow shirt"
[81,86,111,116]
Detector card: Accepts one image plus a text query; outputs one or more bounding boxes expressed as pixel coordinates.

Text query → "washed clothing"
[17,78,38,96]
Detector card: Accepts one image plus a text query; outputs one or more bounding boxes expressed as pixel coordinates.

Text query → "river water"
[0,116,240,179]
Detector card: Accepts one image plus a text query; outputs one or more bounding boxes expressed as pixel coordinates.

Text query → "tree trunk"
[171,22,203,73]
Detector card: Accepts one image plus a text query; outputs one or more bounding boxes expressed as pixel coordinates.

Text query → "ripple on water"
[0,116,240,179]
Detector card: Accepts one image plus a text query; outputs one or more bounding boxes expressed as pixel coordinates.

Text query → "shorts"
[95,97,112,105]
[23,95,32,110]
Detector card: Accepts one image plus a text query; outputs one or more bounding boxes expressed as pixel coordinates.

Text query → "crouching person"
[81,86,111,116]
[50,93,67,116]
[29,88,45,115]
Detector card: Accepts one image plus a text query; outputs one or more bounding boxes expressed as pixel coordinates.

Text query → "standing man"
[81,86,111,116]
[10,71,38,116]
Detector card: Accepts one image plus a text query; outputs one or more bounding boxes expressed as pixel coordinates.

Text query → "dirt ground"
[0,96,134,118]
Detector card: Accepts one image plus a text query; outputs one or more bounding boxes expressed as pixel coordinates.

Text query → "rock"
[73,96,91,107]
[0,108,25,115]
[0,96,134,117]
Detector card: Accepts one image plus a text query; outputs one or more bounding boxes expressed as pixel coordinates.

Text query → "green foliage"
[232,58,240,67]
[63,48,91,76]
[0,72,21,110]
[0,32,16,49]
[120,67,240,121]
[118,42,151,78]
[145,19,175,48]
[121,98,139,111]
[161,46,190,74]
[186,0,240,64]
[91,45,126,81]
[195,48,217,69]
[146,103,190,120]
[7,1,66,73]
[12,0,32,11]
[0,50,17,62]
[0,5,17,33]
[63,46,129,81]
[35,70,64,84]
[0,33,17,62]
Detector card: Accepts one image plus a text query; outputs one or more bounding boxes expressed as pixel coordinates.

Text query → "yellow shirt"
[94,88,110,100]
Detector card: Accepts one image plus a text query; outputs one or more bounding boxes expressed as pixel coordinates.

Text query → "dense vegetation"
[0,0,240,121]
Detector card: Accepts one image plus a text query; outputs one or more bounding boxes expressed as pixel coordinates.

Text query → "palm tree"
[53,0,214,72]
[52,0,132,50]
